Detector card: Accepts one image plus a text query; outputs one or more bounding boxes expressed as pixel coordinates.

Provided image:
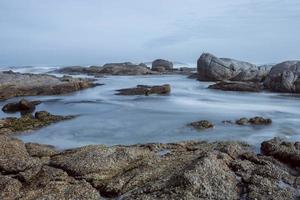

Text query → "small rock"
[208,81,264,92]
[189,120,214,129]
[152,59,173,72]
[236,117,272,126]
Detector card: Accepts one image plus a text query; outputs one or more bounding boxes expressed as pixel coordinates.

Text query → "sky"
[0,0,300,66]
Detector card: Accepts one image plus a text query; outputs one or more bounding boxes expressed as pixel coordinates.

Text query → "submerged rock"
[264,61,300,93]
[2,99,42,113]
[189,120,214,129]
[208,81,264,92]
[0,111,75,135]
[0,71,97,100]
[0,135,300,199]
[116,84,171,96]
[236,116,272,125]
[152,59,173,72]
[197,53,268,82]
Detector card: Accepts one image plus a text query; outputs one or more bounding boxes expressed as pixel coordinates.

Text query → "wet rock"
[264,61,300,93]
[116,84,171,96]
[189,120,214,129]
[0,111,75,135]
[261,137,300,167]
[0,71,97,100]
[2,98,41,113]
[236,117,272,125]
[152,59,173,72]
[197,53,268,82]
[208,81,264,92]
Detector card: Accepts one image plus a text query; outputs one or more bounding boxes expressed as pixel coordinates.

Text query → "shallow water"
[1,73,300,149]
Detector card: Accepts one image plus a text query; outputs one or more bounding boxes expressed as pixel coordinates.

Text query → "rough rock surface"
[208,81,264,92]
[0,71,97,100]
[197,53,269,82]
[236,116,272,126]
[152,59,173,72]
[1,135,300,199]
[188,120,214,130]
[54,62,154,76]
[264,61,300,93]
[116,84,171,96]
[0,111,75,135]
[2,99,42,113]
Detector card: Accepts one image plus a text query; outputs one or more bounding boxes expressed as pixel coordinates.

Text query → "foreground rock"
[197,53,269,82]
[0,111,75,135]
[188,120,214,130]
[264,61,300,93]
[208,81,264,92]
[54,62,154,76]
[2,99,42,113]
[1,135,300,199]
[116,84,171,96]
[0,71,97,100]
[151,59,173,72]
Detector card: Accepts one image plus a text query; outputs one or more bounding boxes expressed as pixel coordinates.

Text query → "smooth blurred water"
[1,72,300,149]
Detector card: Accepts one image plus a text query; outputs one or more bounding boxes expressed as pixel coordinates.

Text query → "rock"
[208,81,264,92]
[197,53,268,82]
[116,84,171,95]
[0,135,37,173]
[261,137,300,167]
[0,111,75,135]
[152,59,173,72]
[54,63,154,76]
[264,61,300,93]
[100,62,153,75]
[1,135,300,199]
[25,143,59,157]
[0,71,97,100]
[2,98,41,113]
[188,120,214,129]
[236,117,272,126]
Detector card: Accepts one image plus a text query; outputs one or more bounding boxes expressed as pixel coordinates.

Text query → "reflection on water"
[1,74,300,149]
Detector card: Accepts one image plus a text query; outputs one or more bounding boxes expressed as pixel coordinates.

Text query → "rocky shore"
[197,53,300,93]
[0,71,98,100]
[1,135,300,199]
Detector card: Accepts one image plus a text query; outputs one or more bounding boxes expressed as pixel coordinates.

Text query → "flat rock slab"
[1,135,300,199]
[0,111,75,135]
[208,81,264,92]
[0,71,97,100]
[116,84,171,95]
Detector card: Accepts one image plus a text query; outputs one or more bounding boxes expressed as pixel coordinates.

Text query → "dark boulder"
[2,99,42,113]
[197,53,268,82]
[116,84,171,96]
[152,59,173,72]
[208,81,264,92]
[264,61,300,93]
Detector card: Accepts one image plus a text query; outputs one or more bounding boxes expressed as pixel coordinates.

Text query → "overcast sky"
[0,0,300,66]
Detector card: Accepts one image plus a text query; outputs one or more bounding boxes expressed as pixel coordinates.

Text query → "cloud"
[0,0,299,66]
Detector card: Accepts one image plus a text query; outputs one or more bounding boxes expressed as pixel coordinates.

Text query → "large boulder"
[152,59,173,72]
[197,53,268,82]
[264,61,300,93]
